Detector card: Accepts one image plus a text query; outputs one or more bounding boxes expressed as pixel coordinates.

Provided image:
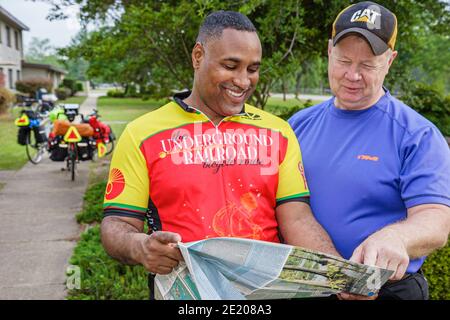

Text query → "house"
[22,61,67,90]
[0,5,67,92]
[0,5,28,91]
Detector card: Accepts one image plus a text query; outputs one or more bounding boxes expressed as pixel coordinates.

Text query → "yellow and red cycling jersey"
[103,92,309,243]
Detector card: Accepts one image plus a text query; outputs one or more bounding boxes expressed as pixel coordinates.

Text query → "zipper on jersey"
[188,105,247,130]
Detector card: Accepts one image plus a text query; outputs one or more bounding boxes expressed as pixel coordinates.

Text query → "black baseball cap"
[332,1,397,55]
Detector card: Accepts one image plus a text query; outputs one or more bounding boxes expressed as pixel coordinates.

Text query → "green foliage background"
[52,0,450,105]
[400,82,450,136]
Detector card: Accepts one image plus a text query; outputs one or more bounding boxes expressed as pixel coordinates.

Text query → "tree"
[26,37,53,59]
[48,0,450,106]
[54,0,322,107]
[375,0,450,93]
[409,34,450,93]
[25,37,63,67]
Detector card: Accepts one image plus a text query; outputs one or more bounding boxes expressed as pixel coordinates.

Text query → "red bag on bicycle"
[89,118,111,143]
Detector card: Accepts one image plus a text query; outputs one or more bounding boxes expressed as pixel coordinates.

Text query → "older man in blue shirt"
[289,1,450,300]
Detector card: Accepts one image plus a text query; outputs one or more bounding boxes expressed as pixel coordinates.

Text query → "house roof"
[0,5,29,31]
[22,61,68,75]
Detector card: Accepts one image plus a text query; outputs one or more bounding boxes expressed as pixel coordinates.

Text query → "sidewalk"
[0,94,100,299]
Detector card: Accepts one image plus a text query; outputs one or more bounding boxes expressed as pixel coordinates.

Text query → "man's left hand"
[350,228,410,281]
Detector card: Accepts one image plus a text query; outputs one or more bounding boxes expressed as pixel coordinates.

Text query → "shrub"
[68,178,151,299]
[15,77,53,96]
[55,87,71,100]
[76,82,84,93]
[422,242,450,300]
[62,78,78,96]
[67,226,149,300]
[270,100,314,121]
[0,87,16,114]
[76,181,107,224]
[125,84,139,98]
[400,82,450,136]
[107,89,126,98]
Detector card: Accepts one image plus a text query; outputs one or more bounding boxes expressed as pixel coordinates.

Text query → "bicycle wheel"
[105,139,115,156]
[69,143,77,181]
[25,130,45,164]
[71,153,76,181]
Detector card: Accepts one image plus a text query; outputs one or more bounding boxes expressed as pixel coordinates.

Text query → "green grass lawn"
[97,97,168,138]
[0,114,29,170]
[62,95,88,105]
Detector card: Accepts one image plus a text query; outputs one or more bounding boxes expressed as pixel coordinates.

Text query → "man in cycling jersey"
[101,10,339,298]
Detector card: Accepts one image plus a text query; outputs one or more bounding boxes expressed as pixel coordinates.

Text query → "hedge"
[67,225,149,300]
[69,180,149,299]
[400,82,450,137]
[15,77,52,96]
[61,78,78,96]
[106,89,126,98]
[55,87,71,100]
[422,242,450,300]
[0,87,16,114]
[76,181,107,224]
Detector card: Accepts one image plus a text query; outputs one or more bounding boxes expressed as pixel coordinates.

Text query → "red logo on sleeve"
[298,162,308,190]
[105,168,125,200]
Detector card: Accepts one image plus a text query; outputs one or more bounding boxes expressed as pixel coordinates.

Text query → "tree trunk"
[250,80,272,110]
[295,72,302,100]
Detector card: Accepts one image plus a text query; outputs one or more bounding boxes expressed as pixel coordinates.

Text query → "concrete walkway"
[0,94,100,299]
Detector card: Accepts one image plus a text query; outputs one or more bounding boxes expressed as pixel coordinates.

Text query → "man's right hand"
[134,231,183,275]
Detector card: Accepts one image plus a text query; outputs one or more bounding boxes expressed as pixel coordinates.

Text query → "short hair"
[196,10,257,44]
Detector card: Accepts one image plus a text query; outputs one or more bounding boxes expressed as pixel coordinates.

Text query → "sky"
[0,0,81,52]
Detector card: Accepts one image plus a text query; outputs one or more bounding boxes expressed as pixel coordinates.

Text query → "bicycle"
[62,104,82,181]
[15,106,50,165]
[49,104,95,181]
[81,109,116,157]
[64,127,80,181]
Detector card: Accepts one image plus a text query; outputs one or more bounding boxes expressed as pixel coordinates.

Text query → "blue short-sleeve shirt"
[289,90,450,273]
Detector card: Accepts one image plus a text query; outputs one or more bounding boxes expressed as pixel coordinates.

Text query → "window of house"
[16,70,20,82]
[0,23,2,44]
[14,31,19,50]
[8,69,13,89]
[6,26,11,47]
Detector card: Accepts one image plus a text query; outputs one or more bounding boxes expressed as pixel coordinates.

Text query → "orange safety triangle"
[15,114,29,126]
[64,126,82,142]
[98,142,107,158]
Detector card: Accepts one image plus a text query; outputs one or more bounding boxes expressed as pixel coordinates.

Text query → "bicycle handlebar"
[80,109,100,123]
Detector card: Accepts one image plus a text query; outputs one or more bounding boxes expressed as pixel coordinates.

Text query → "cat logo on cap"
[350,8,381,24]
